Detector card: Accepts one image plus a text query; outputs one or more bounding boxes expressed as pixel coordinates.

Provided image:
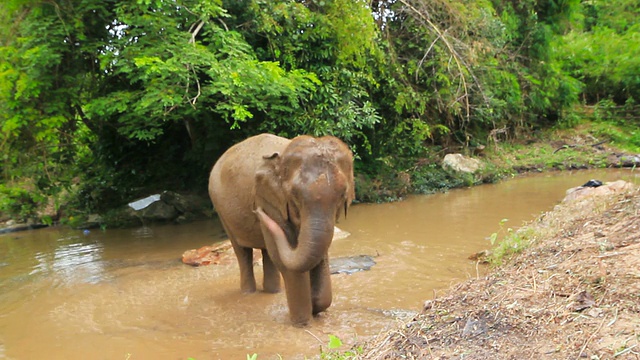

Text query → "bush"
[0,184,44,222]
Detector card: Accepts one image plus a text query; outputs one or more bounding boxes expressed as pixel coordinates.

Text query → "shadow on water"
[0,169,638,359]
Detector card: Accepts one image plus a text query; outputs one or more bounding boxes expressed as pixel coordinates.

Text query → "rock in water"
[329,255,376,275]
[182,242,233,266]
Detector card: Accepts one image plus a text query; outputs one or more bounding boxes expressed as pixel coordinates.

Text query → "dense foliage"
[0,0,638,220]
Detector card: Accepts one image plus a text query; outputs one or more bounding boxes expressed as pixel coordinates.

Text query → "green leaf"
[327,334,343,349]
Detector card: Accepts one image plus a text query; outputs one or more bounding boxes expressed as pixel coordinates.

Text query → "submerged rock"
[182,227,352,267]
[182,242,234,266]
[329,255,377,275]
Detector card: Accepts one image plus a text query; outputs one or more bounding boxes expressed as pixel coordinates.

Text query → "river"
[0,169,638,359]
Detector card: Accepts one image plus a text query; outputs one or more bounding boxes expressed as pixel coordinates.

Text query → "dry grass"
[357,182,640,359]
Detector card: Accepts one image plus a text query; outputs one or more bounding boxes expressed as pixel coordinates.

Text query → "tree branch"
[399,0,470,124]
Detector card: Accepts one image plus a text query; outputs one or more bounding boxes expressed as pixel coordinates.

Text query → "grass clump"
[489,226,539,266]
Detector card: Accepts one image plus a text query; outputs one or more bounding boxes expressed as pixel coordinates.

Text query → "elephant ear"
[345,161,356,207]
[253,152,288,223]
[329,137,356,212]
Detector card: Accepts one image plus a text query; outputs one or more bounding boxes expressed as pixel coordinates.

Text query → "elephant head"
[253,135,355,273]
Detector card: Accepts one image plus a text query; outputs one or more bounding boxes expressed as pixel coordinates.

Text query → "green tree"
[1,0,328,213]
[558,0,640,107]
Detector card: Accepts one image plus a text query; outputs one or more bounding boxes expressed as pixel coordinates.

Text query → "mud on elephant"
[208,133,355,326]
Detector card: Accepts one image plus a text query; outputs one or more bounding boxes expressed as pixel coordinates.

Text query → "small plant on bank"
[487,217,542,265]
[489,226,539,266]
[488,218,511,247]
[320,334,362,360]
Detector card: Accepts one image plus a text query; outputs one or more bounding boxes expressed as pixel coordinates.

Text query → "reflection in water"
[0,169,637,359]
[131,226,155,239]
[30,240,105,285]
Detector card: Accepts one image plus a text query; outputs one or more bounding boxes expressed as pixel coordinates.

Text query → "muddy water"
[1,169,638,360]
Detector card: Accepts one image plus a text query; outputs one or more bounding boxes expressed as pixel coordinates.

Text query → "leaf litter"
[357,181,640,359]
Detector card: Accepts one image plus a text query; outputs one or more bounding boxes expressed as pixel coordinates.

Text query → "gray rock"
[619,155,640,167]
[0,223,48,234]
[329,255,376,275]
[442,153,482,173]
[139,200,179,221]
[161,191,206,214]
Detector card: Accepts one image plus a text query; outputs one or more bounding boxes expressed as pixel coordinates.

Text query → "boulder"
[563,180,634,203]
[442,153,482,174]
[139,200,179,221]
[619,155,640,167]
[161,191,208,214]
[127,191,210,224]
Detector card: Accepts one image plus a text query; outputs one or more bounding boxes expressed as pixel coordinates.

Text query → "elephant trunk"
[255,207,333,273]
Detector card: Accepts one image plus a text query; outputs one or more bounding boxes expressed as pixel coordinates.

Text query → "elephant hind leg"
[262,249,281,293]
[310,258,332,315]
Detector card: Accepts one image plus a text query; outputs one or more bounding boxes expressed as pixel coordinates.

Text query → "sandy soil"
[358,181,640,359]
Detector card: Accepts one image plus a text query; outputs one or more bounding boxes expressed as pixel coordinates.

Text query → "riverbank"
[349,180,640,359]
[1,122,639,231]
[342,122,640,203]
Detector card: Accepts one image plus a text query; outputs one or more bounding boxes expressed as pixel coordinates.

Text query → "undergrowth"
[1,120,637,227]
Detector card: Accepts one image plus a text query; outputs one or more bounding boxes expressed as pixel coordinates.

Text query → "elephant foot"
[241,286,257,294]
[312,299,331,315]
[262,285,281,294]
[281,270,313,327]
[290,314,311,328]
[240,278,257,294]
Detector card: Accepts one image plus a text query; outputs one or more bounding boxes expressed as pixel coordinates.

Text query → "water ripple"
[30,241,107,285]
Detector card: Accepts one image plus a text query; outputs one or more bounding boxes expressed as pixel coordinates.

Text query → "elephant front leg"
[262,249,281,293]
[231,242,256,293]
[310,256,332,315]
[281,270,313,327]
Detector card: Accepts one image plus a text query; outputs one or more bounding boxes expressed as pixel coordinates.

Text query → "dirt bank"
[358,181,640,359]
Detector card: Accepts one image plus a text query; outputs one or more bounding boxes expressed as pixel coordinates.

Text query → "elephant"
[208,133,355,326]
